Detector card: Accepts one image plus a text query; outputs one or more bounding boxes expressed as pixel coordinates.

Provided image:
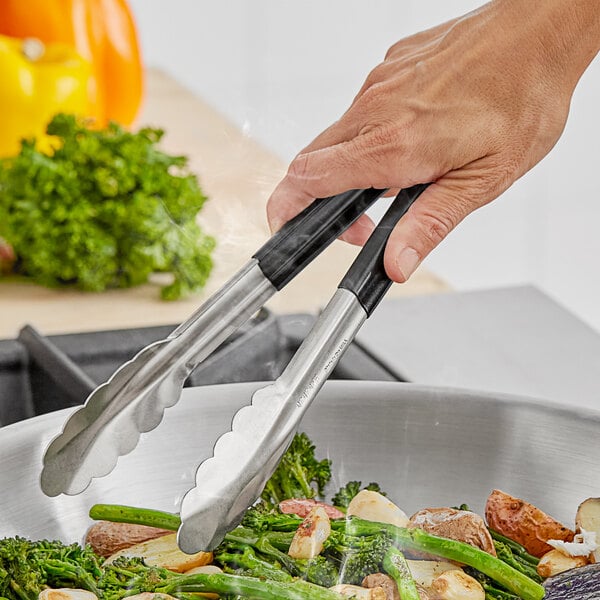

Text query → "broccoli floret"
[331,481,386,510]
[240,504,303,533]
[261,433,332,507]
[0,537,102,600]
[98,556,177,600]
[323,528,393,585]
[214,541,293,583]
[292,556,340,589]
[0,538,180,600]
[253,534,339,588]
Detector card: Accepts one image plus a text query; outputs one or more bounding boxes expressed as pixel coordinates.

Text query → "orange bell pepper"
[0,0,143,127]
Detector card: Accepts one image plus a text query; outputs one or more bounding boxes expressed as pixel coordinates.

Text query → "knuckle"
[416,204,462,246]
[363,62,388,88]
[287,152,313,182]
[356,82,387,113]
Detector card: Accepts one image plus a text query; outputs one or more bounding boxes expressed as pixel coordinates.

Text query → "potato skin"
[409,507,496,556]
[485,489,574,558]
[85,520,172,557]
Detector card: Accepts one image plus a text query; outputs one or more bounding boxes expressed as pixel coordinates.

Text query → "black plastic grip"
[253,188,386,290]
[339,184,429,317]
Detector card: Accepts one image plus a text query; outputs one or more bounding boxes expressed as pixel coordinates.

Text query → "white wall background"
[129,0,600,332]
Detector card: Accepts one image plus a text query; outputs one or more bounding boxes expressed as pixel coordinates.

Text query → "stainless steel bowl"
[1,381,598,542]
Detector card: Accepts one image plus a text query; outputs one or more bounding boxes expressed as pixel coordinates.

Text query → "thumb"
[383,177,494,282]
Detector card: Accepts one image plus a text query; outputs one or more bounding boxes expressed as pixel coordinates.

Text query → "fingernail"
[395,247,420,280]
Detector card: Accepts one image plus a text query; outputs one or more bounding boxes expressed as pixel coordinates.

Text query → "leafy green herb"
[0,113,215,300]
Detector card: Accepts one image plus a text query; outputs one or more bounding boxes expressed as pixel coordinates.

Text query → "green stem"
[382,547,420,600]
[88,504,180,531]
[159,572,348,600]
[490,530,540,565]
[342,518,545,600]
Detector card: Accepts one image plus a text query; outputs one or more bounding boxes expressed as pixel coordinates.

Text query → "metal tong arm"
[166,187,388,358]
[274,184,429,417]
[39,188,386,498]
[178,184,428,552]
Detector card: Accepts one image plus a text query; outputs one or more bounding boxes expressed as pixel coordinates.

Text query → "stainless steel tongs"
[41,184,428,552]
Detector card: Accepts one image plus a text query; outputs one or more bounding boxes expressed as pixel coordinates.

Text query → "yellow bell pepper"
[0,34,92,157]
[0,0,144,127]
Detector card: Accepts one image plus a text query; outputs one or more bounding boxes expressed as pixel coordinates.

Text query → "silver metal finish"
[178,288,368,552]
[40,260,276,497]
[1,381,600,548]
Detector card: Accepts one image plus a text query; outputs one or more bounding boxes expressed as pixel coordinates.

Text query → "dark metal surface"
[1,380,598,545]
[0,311,396,427]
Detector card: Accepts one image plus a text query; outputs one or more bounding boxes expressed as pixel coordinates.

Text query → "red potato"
[485,489,574,558]
[279,498,345,519]
[576,497,600,563]
[409,507,496,556]
[104,533,213,572]
[85,520,172,558]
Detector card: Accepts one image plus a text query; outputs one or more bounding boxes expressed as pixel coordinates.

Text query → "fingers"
[383,162,509,282]
[266,138,381,235]
[266,172,376,246]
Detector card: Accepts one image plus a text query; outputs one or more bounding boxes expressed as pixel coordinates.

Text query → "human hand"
[267,0,600,282]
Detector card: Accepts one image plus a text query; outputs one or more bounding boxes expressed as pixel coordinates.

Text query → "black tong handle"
[340,184,428,316]
[254,188,386,290]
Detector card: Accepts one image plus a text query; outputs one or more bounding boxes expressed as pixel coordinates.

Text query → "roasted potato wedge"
[485,489,574,557]
[405,559,461,588]
[347,490,409,527]
[330,584,386,599]
[431,570,485,600]
[537,548,589,578]
[288,505,331,559]
[576,497,600,562]
[104,533,212,572]
[85,520,171,558]
[409,508,496,556]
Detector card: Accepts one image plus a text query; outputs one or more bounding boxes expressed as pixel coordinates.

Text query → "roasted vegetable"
[104,533,212,573]
[89,504,181,531]
[158,571,352,600]
[332,481,387,510]
[280,498,345,519]
[409,507,496,556]
[405,559,460,588]
[85,520,171,558]
[382,547,420,600]
[0,114,214,300]
[0,537,102,600]
[323,526,394,585]
[493,538,543,583]
[330,583,387,599]
[485,489,574,558]
[341,517,545,600]
[542,562,600,600]
[430,569,485,600]
[536,548,588,578]
[260,432,332,508]
[362,573,401,600]
[576,497,600,562]
[347,490,409,527]
[213,540,294,583]
[288,506,332,559]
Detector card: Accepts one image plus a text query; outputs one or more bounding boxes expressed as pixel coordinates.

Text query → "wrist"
[493,0,600,91]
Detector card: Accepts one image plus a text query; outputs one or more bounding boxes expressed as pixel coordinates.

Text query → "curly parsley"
[0,113,215,300]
